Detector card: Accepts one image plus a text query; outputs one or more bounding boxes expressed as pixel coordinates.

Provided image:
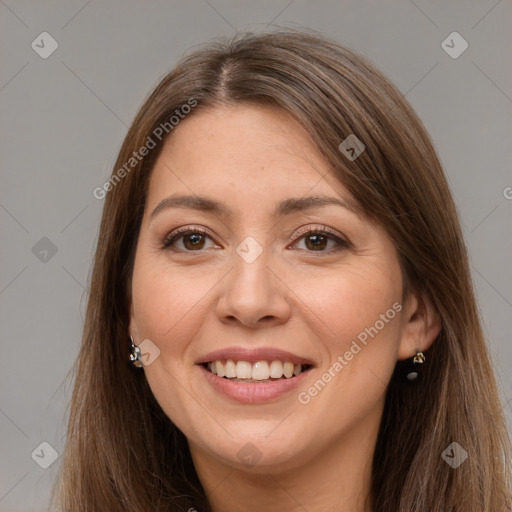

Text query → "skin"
[129,104,441,511]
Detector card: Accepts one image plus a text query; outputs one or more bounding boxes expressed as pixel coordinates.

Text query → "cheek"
[130,258,212,427]
[131,255,218,361]
[298,264,402,409]
[294,262,403,410]
[300,262,401,350]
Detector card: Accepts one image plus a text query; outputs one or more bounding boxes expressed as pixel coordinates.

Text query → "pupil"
[307,234,326,250]
[186,234,203,249]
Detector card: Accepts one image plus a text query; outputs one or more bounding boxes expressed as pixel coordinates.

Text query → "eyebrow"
[150,193,361,220]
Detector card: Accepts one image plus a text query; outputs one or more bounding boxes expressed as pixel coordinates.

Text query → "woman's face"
[129,104,415,474]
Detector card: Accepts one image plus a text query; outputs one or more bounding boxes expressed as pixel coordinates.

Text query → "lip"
[196,346,316,404]
[198,364,313,404]
[195,346,315,366]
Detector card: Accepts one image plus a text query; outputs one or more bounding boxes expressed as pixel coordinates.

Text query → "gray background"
[1,1,511,510]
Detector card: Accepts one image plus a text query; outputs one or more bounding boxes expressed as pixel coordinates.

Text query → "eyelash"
[161,225,351,254]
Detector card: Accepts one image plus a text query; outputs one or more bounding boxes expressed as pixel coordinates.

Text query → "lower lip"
[198,364,312,404]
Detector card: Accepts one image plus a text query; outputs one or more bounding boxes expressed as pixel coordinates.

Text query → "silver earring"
[129,336,143,368]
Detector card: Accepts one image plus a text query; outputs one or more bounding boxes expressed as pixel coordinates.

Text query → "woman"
[51,29,511,511]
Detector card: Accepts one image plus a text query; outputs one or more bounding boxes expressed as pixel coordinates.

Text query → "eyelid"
[162,224,351,251]
[288,224,348,244]
[162,225,213,247]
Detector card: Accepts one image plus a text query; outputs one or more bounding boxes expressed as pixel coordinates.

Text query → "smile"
[204,360,312,382]
[196,346,315,403]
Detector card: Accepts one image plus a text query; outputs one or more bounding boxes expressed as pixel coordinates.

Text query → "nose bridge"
[231,236,275,300]
[217,235,289,326]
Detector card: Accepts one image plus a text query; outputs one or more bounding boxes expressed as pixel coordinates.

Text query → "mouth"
[201,360,314,383]
[196,347,316,402]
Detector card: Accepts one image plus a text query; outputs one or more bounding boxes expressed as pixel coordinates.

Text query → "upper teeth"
[208,360,305,380]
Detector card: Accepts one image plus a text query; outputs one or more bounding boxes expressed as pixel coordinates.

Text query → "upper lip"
[195,346,315,367]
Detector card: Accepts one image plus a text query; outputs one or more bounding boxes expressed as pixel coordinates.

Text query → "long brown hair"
[51,29,512,511]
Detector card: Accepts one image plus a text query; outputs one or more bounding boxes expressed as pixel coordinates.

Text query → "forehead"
[146,104,358,211]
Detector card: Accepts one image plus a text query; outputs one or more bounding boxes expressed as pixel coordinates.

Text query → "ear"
[397,289,442,361]
[128,301,140,343]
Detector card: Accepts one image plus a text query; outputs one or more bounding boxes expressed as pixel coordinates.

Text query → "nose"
[216,247,291,329]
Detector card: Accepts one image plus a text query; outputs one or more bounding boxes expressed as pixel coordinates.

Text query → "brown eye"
[182,232,206,250]
[305,234,328,251]
[162,228,215,252]
[292,228,350,253]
